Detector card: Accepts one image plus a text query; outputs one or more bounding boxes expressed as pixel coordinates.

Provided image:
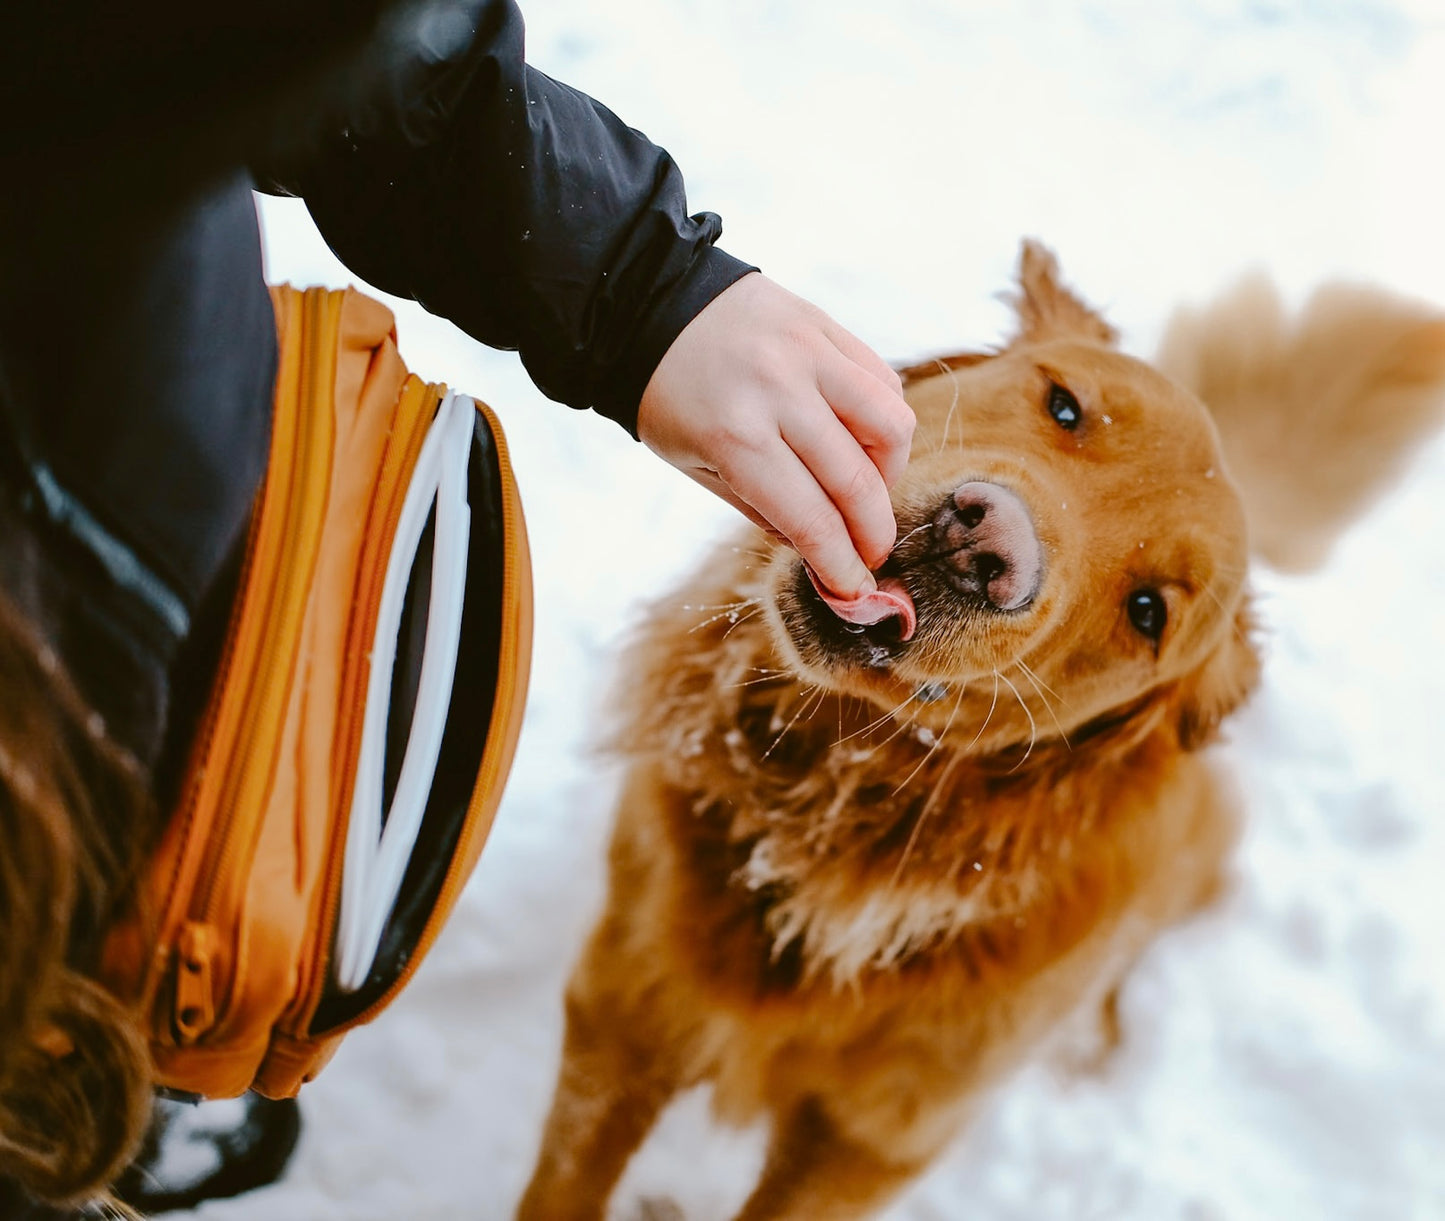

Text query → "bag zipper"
[169,288,340,1044]
[288,375,441,1030]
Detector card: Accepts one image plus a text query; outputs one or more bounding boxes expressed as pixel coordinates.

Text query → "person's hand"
[637,272,915,600]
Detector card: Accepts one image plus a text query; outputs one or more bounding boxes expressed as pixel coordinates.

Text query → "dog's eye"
[1047,384,1081,431]
[1126,590,1167,641]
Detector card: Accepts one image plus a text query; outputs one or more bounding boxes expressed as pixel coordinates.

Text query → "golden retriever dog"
[518,243,1445,1221]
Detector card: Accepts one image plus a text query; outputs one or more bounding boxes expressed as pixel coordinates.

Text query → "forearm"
[258,0,754,433]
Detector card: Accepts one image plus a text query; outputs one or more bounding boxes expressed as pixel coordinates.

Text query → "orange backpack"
[100,285,532,1099]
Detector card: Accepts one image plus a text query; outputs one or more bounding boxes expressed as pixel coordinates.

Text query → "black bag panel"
[310,408,506,1033]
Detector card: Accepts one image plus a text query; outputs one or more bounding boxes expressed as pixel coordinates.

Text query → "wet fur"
[518,244,1445,1220]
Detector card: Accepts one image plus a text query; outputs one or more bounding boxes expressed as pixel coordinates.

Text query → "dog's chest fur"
[619,560,1150,992]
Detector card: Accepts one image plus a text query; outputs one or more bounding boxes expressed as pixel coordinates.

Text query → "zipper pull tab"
[172,922,218,1045]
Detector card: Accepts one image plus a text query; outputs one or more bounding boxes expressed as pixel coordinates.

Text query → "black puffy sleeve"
[259,0,756,435]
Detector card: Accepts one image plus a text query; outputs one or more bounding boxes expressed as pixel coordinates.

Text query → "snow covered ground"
[190,2,1445,1217]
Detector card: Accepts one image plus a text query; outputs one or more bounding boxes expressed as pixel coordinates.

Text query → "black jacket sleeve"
[259,0,756,436]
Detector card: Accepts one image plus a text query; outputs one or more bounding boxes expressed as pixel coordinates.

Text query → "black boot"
[112,1093,301,1214]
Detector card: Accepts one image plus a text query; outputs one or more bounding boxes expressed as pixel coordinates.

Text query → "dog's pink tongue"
[806,568,916,642]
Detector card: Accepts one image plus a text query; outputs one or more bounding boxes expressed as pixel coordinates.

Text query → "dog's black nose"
[932,482,1042,611]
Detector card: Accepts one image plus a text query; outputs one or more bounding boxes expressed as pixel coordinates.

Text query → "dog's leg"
[516,981,682,1221]
[730,1098,928,1221]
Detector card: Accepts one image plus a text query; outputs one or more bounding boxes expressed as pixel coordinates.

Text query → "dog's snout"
[932,482,1043,611]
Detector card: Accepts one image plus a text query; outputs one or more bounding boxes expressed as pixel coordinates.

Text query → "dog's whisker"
[686,598,761,634]
[720,606,763,640]
[1199,579,1250,645]
[731,542,773,559]
[879,685,939,742]
[890,744,940,801]
[965,672,1001,751]
[1014,661,1070,751]
[843,692,929,762]
[683,597,760,615]
[891,747,965,888]
[729,667,790,689]
[762,685,825,760]
[893,521,933,552]
[890,680,967,800]
[935,358,963,455]
[995,669,1038,772]
[836,691,920,746]
[1015,659,1064,705]
[874,700,928,751]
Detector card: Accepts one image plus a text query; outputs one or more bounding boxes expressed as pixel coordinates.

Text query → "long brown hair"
[0,591,156,1206]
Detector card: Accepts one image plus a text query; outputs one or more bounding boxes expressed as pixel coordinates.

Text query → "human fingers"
[823,319,905,399]
[711,435,877,600]
[681,465,785,543]
[815,348,916,489]
[778,402,897,570]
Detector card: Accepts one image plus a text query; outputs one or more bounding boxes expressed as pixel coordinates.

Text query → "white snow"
[190,2,1445,1218]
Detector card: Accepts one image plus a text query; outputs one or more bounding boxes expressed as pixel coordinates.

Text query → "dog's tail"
[1156,276,1445,572]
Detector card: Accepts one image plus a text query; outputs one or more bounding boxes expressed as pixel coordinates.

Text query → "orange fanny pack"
[100,285,532,1099]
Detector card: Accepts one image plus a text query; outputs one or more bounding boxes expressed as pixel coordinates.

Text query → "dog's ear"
[895,350,994,389]
[1005,240,1119,348]
[1171,603,1261,751]
[1156,276,1445,572]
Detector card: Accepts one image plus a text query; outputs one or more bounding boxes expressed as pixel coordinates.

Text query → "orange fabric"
[100,286,532,1099]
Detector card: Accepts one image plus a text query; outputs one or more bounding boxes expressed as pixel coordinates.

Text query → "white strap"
[333,391,475,992]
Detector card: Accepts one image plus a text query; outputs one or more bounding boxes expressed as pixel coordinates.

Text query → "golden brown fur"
[1156,274,1445,571]
[519,243,1445,1220]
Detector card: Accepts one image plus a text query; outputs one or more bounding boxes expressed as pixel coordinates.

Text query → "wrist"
[608,246,758,440]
